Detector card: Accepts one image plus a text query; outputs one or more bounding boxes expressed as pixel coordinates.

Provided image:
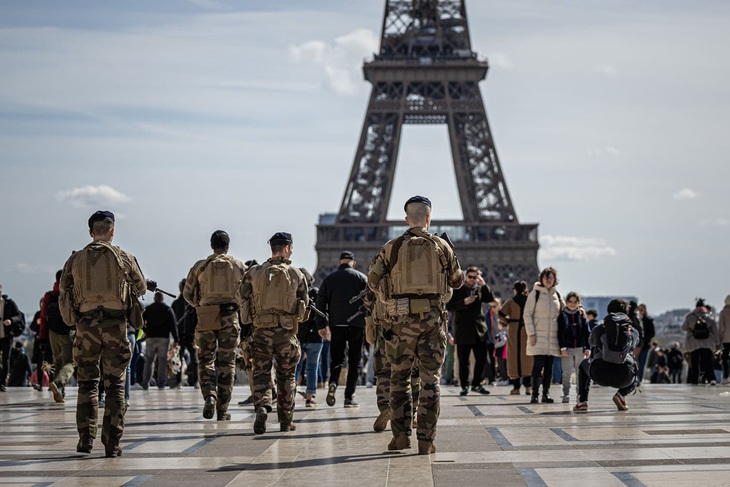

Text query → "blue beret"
[88,210,115,229]
[269,232,293,244]
[340,251,355,260]
[404,195,432,212]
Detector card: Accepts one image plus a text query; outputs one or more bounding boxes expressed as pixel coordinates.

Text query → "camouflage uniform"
[368,227,462,450]
[60,241,146,455]
[237,257,308,431]
[183,253,246,418]
[373,321,420,415]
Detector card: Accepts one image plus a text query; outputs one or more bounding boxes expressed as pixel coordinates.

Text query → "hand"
[447,333,455,346]
[561,349,568,357]
[584,350,591,358]
[2,320,10,326]
[476,276,486,286]
[146,279,158,292]
[318,326,331,341]
[529,335,537,347]
[464,296,476,305]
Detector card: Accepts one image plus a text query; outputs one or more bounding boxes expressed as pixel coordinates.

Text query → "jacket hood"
[725,295,730,306]
[532,282,553,293]
[606,312,631,325]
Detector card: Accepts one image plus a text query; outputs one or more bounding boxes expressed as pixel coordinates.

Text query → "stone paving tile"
[1,383,730,485]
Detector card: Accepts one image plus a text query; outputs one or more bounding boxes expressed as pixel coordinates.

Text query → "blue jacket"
[557,309,590,350]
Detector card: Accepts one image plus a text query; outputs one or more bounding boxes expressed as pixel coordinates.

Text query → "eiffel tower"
[314,0,539,297]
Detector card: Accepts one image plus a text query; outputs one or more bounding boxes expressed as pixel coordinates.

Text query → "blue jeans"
[125,331,136,402]
[296,342,323,395]
[319,341,331,384]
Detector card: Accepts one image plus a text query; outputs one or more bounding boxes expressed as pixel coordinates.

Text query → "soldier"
[368,196,463,455]
[183,230,246,421]
[236,232,308,434]
[59,210,147,457]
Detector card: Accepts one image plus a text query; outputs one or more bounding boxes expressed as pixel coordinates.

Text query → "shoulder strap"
[94,241,136,299]
[388,235,406,270]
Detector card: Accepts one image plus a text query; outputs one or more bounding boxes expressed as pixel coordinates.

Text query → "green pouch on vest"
[409,298,431,315]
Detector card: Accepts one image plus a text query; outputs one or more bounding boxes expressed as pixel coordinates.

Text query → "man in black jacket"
[171,279,198,387]
[445,267,494,395]
[0,284,25,392]
[140,293,178,390]
[317,251,368,408]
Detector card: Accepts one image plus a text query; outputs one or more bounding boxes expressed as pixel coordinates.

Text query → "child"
[573,298,639,412]
[557,292,590,403]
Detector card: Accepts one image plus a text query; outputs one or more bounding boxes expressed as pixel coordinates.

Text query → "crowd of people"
[1,202,729,456]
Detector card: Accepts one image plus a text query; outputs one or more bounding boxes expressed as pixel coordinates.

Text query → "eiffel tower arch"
[314,0,539,298]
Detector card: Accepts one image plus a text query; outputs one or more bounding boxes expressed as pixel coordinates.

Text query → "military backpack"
[198,254,243,305]
[71,242,128,313]
[250,261,306,329]
[388,232,449,297]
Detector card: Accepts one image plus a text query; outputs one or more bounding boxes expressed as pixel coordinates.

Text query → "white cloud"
[672,188,700,201]
[540,235,617,261]
[289,28,379,95]
[488,53,514,70]
[586,146,620,157]
[56,185,131,208]
[592,63,618,76]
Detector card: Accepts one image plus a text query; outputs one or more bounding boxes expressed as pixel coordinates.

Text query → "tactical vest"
[389,233,449,297]
[198,254,243,305]
[72,242,128,313]
[250,261,304,329]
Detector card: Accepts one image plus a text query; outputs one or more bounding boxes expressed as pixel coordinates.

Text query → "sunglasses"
[466,275,478,279]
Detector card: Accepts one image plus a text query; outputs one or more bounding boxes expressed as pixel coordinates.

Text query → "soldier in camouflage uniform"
[236,232,308,434]
[59,211,147,457]
[183,231,246,421]
[368,196,463,455]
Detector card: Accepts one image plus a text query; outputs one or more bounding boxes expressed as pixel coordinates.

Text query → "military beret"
[210,230,230,248]
[88,210,115,229]
[268,232,293,245]
[403,195,432,211]
[340,251,355,261]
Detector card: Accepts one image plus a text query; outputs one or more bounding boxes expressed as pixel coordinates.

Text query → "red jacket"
[38,281,60,340]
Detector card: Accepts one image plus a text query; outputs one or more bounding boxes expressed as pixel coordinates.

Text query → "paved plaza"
[1,382,730,486]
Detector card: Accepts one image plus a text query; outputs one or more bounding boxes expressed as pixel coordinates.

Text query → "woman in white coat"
[524,267,565,404]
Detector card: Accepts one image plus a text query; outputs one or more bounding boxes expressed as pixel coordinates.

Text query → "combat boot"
[217,411,231,421]
[49,382,65,403]
[387,435,411,451]
[373,409,391,432]
[530,377,540,404]
[105,446,122,458]
[280,422,297,432]
[418,440,436,455]
[253,407,268,434]
[76,438,93,454]
[203,396,216,419]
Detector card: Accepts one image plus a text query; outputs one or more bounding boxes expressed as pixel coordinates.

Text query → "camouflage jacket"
[183,252,247,307]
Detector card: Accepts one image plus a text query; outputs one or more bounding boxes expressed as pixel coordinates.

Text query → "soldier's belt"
[386,297,438,318]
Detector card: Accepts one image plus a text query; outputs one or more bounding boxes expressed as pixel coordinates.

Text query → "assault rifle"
[308,302,328,322]
[145,280,176,299]
[346,288,369,323]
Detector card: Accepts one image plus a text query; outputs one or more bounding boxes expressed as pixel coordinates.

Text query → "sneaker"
[711,380,717,386]
[49,382,65,403]
[131,384,144,391]
[326,383,337,407]
[459,387,469,396]
[344,398,359,408]
[305,398,317,408]
[562,395,570,404]
[373,409,391,432]
[471,385,490,395]
[98,399,105,409]
[253,408,268,434]
[32,382,42,392]
[612,392,628,411]
[573,402,588,412]
[203,396,216,419]
[509,388,521,395]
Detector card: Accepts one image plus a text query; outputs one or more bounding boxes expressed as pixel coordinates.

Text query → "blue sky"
[2,0,729,318]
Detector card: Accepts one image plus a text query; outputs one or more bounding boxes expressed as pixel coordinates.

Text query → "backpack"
[692,315,710,340]
[389,233,448,296]
[72,242,127,313]
[600,315,634,364]
[252,262,298,315]
[46,292,69,335]
[198,254,243,305]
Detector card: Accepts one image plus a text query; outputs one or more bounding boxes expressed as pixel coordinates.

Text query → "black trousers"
[0,337,11,387]
[329,326,364,399]
[176,334,198,386]
[457,342,487,388]
[688,348,715,384]
[577,358,636,402]
[722,343,730,379]
[531,355,554,386]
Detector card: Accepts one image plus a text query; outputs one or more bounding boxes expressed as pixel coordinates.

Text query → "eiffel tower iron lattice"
[315,0,539,298]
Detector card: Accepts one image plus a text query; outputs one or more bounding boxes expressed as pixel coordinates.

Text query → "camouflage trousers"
[49,330,75,386]
[195,312,240,415]
[252,325,301,425]
[73,315,131,449]
[374,327,420,413]
[384,311,446,442]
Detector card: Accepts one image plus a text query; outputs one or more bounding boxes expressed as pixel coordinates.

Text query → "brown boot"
[373,409,391,432]
[49,382,65,403]
[387,435,411,451]
[418,440,436,455]
[280,422,297,432]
